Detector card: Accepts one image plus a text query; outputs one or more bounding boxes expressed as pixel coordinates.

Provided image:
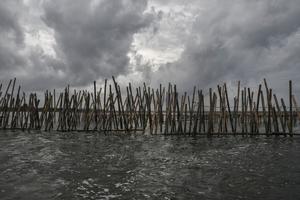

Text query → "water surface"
[0,131,299,199]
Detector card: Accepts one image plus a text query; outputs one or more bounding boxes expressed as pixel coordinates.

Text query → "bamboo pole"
[289,80,293,136]
[292,95,300,123]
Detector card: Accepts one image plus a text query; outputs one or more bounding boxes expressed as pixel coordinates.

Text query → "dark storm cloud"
[0,0,300,97]
[0,0,26,75]
[151,0,300,95]
[42,0,153,86]
[0,0,153,90]
[0,1,23,44]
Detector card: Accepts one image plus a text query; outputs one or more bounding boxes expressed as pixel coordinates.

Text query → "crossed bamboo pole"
[0,77,299,136]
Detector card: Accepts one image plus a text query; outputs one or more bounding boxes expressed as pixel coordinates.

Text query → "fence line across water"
[0,77,299,136]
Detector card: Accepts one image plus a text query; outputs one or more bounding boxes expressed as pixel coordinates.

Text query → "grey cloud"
[1,0,300,98]
[42,0,153,86]
[0,1,24,44]
[0,0,26,74]
[150,0,300,96]
[0,0,153,91]
[0,0,69,91]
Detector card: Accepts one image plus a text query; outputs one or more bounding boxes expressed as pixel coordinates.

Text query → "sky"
[0,0,300,98]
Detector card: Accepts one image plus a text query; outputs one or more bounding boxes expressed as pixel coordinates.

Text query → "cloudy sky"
[0,0,299,97]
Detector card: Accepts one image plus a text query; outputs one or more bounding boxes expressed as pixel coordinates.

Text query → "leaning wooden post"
[235,81,240,133]
[281,98,288,136]
[208,88,212,135]
[103,79,107,131]
[292,95,300,123]
[224,83,234,134]
[247,88,254,134]
[289,80,293,136]
[274,94,285,134]
[94,81,97,130]
[255,85,262,133]
[267,89,272,135]
[189,86,196,134]
[217,85,223,134]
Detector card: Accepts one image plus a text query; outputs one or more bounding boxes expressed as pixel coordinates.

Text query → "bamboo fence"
[0,77,299,136]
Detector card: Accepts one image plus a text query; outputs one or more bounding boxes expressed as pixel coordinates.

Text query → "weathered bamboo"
[292,95,300,123]
[289,80,293,136]
[0,78,298,136]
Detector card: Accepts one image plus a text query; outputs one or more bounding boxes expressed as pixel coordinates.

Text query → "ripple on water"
[0,131,299,200]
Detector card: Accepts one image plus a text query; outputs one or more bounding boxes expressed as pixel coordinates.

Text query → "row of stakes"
[0,77,299,136]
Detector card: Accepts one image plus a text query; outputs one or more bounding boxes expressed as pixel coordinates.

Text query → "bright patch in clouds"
[0,0,299,97]
[129,0,200,68]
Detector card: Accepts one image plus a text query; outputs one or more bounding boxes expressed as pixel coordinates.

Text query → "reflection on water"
[0,131,299,200]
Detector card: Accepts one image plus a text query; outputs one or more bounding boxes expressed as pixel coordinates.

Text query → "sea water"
[0,131,299,200]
